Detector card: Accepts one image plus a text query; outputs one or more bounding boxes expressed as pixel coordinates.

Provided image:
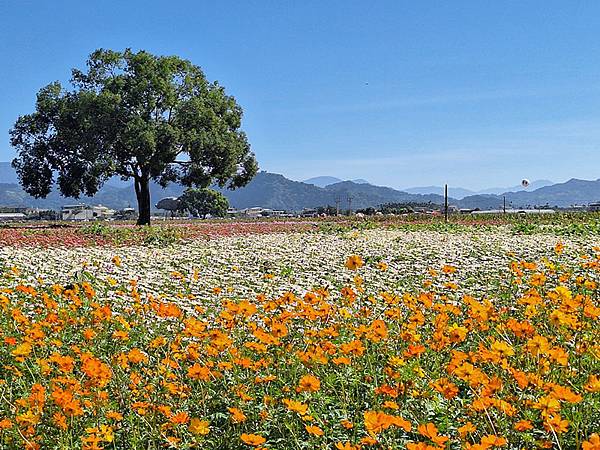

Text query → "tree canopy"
[10,48,257,224]
[179,188,229,218]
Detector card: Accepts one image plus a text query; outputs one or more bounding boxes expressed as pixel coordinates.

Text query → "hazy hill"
[218,172,327,210]
[404,179,554,199]
[2,160,600,211]
[303,176,371,187]
[477,179,554,195]
[504,178,600,207]
[404,186,476,199]
[325,180,447,209]
[220,172,447,210]
[459,178,600,208]
[0,169,450,211]
[303,176,342,187]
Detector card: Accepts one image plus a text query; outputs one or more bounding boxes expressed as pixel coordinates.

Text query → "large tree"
[10,48,257,225]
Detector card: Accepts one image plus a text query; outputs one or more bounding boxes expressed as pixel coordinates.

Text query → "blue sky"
[1,1,600,190]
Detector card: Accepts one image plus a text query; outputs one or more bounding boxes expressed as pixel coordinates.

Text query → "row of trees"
[10,49,257,225]
[315,202,440,216]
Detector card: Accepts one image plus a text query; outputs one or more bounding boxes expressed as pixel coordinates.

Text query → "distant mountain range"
[403,180,554,199]
[217,173,447,210]
[1,162,600,211]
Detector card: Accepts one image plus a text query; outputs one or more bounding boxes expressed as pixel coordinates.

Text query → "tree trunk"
[135,176,152,226]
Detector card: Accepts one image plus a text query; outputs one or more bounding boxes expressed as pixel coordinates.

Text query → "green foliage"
[179,188,229,218]
[555,220,600,236]
[10,48,257,225]
[140,226,183,246]
[79,223,182,246]
[511,222,539,235]
[80,222,110,236]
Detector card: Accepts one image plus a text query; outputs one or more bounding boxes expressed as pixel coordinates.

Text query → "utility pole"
[444,184,448,222]
[503,196,506,214]
[347,195,354,215]
[334,196,341,216]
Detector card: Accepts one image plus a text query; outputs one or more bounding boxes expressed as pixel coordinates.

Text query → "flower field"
[0,224,599,449]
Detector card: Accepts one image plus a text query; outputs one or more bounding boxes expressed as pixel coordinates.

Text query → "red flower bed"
[0,221,312,248]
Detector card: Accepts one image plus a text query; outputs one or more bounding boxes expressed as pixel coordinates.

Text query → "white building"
[588,202,600,212]
[243,207,265,218]
[61,204,115,221]
[260,209,288,217]
[0,212,27,221]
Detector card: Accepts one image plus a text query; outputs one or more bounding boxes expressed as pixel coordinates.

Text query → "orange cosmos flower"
[363,411,409,435]
[403,344,426,358]
[112,330,129,341]
[360,436,379,446]
[333,356,351,365]
[431,378,459,399]
[52,412,68,430]
[555,242,564,254]
[584,375,600,393]
[282,399,308,415]
[51,387,83,417]
[382,400,399,410]
[377,261,388,271]
[270,321,288,337]
[480,435,507,446]
[406,443,438,450]
[80,353,112,387]
[364,411,393,435]
[418,423,449,446]
[458,422,476,437]
[297,374,321,393]
[106,411,123,421]
[336,443,360,450]
[188,363,211,381]
[391,416,412,432]
[340,419,354,429]
[345,255,364,270]
[305,424,324,436]
[240,433,266,446]
[228,407,247,423]
[170,412,190,425]
[534,396,561,416]
[514,420,533,431]
[529,272,547,286]
[543,415,569,434]
[582,434,600,450]
[442,264,456,274]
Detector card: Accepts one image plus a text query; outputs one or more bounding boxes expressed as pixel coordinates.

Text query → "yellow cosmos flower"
[189,418,210,436]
